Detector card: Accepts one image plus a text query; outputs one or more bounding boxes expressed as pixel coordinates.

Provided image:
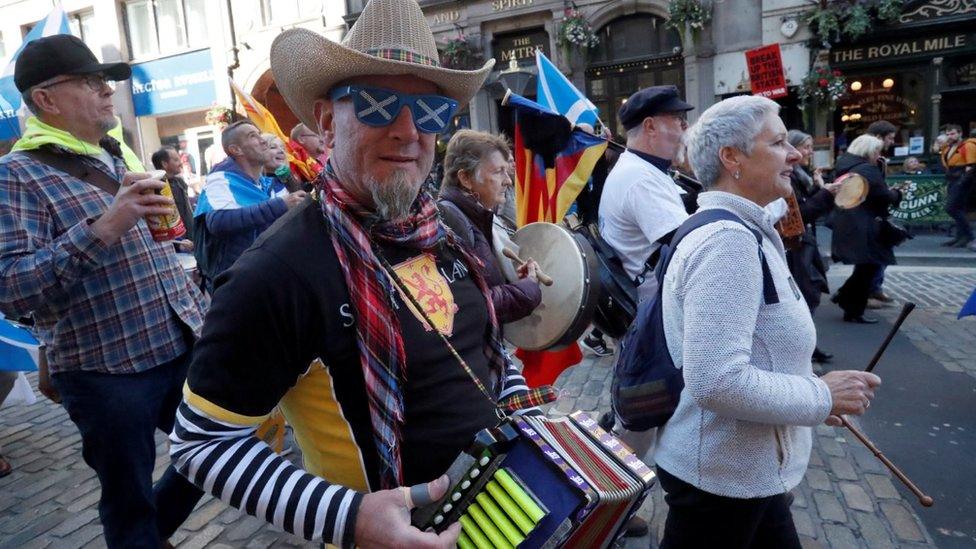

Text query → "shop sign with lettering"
[888,176,950,223]
[745,44,788,99]
[856,93,920,125]
[492,29,550,66]
[831,33,971,65]
[130,49,216,117]
[428,9,460,26]
[491,0,533,10]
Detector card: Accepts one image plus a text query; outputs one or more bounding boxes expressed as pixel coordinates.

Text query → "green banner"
[886,175,949,224]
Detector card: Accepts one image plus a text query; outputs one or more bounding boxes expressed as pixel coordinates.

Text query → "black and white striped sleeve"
[169,400,362,547]
[498,358,545,417]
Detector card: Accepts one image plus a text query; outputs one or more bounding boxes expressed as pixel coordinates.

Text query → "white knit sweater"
[655,191,833,499]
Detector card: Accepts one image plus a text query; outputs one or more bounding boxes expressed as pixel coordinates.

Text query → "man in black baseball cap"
[1,33,206,548]
[15,34,131,93]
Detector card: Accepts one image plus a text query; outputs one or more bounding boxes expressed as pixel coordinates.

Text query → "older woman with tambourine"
[654,96,880,547]
[829,135,904,324]
[438,130,542,323]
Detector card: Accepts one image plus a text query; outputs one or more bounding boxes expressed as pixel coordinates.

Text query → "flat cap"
[618,85,694,131]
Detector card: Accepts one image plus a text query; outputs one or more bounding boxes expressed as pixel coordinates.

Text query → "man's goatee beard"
[370,170,422,221]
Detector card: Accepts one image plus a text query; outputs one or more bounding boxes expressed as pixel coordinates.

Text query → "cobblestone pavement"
[5,266,967,547]
[859,266,976,380]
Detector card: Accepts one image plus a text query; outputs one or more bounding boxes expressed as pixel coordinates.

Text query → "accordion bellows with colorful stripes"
[411,411,656,548]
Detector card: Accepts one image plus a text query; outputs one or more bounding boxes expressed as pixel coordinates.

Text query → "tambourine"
[834,173,869,209]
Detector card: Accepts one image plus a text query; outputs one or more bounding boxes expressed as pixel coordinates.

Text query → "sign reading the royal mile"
[745,44,788,99]
[130,49,216,117]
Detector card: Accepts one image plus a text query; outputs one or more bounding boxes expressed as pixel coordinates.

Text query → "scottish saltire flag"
[535,50,599,127]
[0,6,70,140]
[507,92,608,226]
[959,286,976,319]
[0,317,40,372]
[506,91,608,387]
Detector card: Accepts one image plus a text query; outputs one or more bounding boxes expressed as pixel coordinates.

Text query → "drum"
[834,172,869,209]
[503,223,600,351]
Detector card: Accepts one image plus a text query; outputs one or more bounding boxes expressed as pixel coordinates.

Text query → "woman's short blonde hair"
[846,134,884,159]
[442,129,510,189]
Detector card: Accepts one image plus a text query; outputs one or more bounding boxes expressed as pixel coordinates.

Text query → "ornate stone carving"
[899,0,976,23]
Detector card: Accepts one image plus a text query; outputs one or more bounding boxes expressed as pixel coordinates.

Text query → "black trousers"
[834,263,881,318]
[946,172,974,241]
[657,467,801,549]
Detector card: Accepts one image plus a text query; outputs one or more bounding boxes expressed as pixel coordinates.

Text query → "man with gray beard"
[168,1,546,547]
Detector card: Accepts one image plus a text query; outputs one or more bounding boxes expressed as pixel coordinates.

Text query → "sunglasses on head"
[330,85,458,134]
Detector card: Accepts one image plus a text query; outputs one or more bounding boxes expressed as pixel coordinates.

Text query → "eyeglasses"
[39,74,115,92]
[330,85,458,134]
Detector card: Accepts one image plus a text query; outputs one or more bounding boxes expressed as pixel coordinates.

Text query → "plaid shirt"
[0,148,205,375]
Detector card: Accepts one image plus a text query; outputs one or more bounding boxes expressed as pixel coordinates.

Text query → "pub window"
[588,14,681,65]
[124,0,209,60]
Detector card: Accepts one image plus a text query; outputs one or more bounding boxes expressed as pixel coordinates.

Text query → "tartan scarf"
[318,168,508,489]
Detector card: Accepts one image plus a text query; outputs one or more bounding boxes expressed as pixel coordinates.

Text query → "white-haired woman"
[828,135,904,323]
[655,95,880,547]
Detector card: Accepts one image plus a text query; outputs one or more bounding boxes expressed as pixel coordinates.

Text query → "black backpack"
[573,222,653,340]
[612,209,780,431]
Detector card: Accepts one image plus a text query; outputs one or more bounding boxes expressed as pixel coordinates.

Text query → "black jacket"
[785,166,834,309]
[829,153,903,266]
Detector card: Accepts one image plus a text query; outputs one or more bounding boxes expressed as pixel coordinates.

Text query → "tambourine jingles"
[834,172,869,209]
[503,222,600,351]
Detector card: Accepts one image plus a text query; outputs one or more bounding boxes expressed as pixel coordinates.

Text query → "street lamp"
[495,58,535,96]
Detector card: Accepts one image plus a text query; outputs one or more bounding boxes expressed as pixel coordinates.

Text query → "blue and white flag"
[535,50,599,128]
[0,317,40,372]
[0,6,70,140]
[959,286,976,319]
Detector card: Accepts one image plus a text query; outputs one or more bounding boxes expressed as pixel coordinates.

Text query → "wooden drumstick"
[841,300,933,506]
[840,416,934,507]
[502,248,553,286]
[866,302,916,373]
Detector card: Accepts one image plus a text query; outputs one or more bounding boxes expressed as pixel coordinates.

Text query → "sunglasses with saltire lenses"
[330,85,458,134]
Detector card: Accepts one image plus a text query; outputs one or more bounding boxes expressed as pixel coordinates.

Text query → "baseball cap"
[15,34,131,93]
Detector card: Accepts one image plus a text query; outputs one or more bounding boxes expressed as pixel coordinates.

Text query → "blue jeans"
[52,350,203,548]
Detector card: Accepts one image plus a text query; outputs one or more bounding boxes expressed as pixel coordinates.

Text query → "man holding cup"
[0,35,206,547]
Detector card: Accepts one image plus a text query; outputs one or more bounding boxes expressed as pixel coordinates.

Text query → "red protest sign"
[745,44,788,99]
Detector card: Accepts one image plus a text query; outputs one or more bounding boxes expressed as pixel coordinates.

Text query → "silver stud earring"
[733,171,741,180]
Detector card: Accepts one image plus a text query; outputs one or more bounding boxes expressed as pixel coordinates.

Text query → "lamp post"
[496,58,534,96]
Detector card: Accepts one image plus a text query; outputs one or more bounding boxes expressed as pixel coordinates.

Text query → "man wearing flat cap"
[0,35,205,546]
[597,85,694,468]
[600,85,695,303]
[169,0,548,547]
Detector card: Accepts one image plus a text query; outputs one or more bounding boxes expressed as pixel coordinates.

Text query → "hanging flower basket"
[439,36,483,70]
[798,66,847,111]
[804,0,905,47]
[666,0,711,39]
[205,104,233,127]
[557,9,599,52]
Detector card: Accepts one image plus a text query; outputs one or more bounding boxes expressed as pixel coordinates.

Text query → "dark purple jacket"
[437,185,542,323]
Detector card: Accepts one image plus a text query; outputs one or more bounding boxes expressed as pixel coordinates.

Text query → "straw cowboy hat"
[270,0,494,131]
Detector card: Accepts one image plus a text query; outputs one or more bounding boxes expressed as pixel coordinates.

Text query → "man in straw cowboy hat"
[169,0,551,547]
